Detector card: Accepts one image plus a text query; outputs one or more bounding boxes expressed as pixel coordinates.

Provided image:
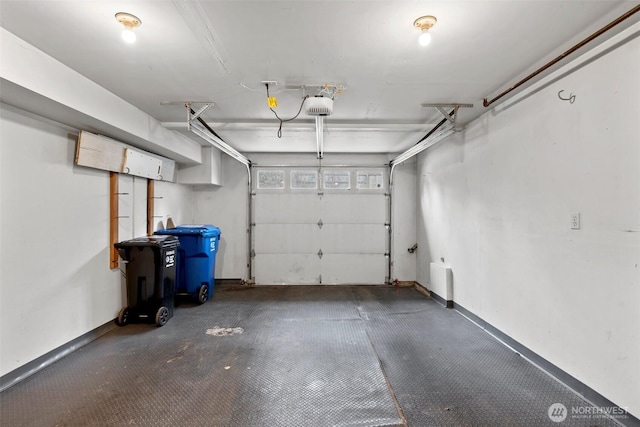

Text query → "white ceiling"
[0,1,638,156]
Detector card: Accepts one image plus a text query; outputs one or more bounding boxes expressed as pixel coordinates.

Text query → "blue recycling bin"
[155,225,221,304]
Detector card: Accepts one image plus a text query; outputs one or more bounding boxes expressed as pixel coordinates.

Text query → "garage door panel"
[254,224,320,253]
[321,224,387,253]
[321,194,387,224]
[255,194,322,223]
[254,254,321,285]
[321,254,387,284]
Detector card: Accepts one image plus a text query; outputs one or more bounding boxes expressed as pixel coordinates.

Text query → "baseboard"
[0,320,117,393]
[429,290,453,308]
[426,288,639,427]
[412,282,431,298]
[215,278,245,287]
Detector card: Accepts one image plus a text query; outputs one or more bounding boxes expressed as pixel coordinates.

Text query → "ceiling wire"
[172,0,229,74]
[239,83,298,94]
[316,84,344,99]
[239,83,263,93]
[265,84,309,138]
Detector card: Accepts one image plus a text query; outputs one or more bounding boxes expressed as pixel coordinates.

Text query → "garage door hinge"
[317,219,323,229]
[250,249,256,258]
[384,252,390,257]
[317,249,323,259]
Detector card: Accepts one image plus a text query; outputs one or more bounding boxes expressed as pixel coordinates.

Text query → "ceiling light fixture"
[115,12,142,44]
[413,15,437,46]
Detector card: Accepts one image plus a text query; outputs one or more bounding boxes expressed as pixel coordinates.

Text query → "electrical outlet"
[571,213,581,229]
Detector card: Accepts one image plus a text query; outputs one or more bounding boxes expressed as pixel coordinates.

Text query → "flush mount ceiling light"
[115,12,142,43]
[414,15,437,46]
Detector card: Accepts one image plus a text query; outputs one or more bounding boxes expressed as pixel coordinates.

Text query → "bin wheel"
[197,284,209,304]
[116,307,130,326]
[155,306,169,327]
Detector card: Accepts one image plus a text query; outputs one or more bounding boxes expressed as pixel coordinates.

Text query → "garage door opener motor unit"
[305,96,333,116]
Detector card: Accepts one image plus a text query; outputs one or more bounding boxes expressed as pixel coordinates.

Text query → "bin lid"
[155,224,221,237]
[114,235,180,249]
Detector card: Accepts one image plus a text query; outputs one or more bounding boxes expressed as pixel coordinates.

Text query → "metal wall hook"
[558,90,576,104]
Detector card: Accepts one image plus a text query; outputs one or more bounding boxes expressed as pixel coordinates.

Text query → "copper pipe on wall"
[483,5,640,108]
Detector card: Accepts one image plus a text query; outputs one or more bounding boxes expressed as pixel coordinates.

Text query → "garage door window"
[356,170,384,190]
[323,170,350,190]
[291,170,318,190]
[257,170,285,190]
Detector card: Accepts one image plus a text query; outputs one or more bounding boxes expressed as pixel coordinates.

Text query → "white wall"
[391,160,417,282]
[0,104,121,376]
[0,103,196,377]
[416,36,640,416]
[152,180,194,232]
[117,175,150,241]
[193,155,250,279]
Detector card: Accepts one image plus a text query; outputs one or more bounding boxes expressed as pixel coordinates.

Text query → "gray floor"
[0,286,621,426]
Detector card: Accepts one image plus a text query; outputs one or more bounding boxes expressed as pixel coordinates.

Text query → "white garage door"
[253,168,389,285]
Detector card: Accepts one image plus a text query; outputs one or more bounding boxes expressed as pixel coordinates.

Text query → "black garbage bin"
[114,235,180,327]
